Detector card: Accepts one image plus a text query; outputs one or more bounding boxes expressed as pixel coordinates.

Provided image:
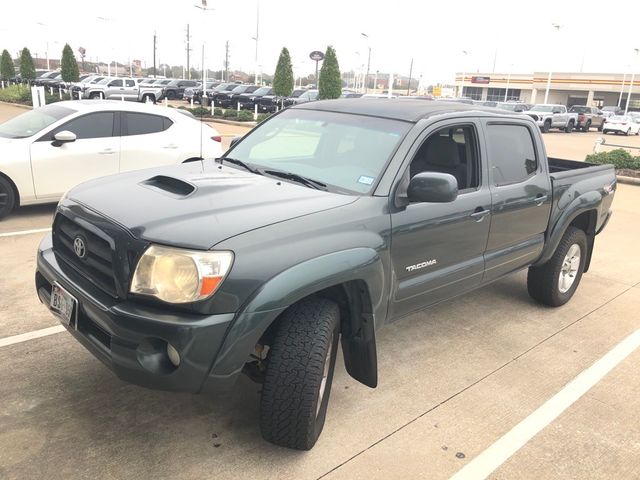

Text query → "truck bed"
[547,157,612,179]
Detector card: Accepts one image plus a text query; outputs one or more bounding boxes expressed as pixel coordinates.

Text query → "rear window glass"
[487,124,538,186]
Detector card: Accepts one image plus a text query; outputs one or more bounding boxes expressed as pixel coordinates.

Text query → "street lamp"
[361,33,371,93]
[624,48,640,115]
[543,23,562,104]
[459,50,469,98]
[504,63,514,102]
[252,0,260,85]
[36,22,50,70]
[194,1,214,94]
[96,17,115,76]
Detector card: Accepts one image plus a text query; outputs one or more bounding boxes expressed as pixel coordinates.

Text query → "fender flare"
[534,190,601,267]
[205,248,386,390]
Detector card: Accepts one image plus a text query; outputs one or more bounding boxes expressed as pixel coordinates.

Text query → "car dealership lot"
[1,104,639,479]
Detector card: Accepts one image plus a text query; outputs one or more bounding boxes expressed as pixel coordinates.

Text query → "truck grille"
[52,214,117,297]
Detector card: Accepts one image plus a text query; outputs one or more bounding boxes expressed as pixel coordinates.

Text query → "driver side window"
[409,125,480,191]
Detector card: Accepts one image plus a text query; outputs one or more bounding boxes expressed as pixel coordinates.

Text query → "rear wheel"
[597,122,604,132]
[260,298,340,450]
[527,226,588,307]
[582,120,591,132]
[89,92,101,99]
[0,176,17,219]
[565,120,574,133]
[626,128,631,136]
[542,119,551,133]
[166,90,176,100]
[142,94,155,104]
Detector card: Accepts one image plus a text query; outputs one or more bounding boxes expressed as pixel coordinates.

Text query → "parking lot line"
[0,227,51,238]
[0,325,65,348]
[449,327,640,480]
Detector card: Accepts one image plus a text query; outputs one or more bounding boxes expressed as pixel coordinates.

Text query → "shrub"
[223,109,238,118]
[257,113,271,123]
[319,45,341,100]
[214,107,223,116]
[586,149,640,170]
[237,110,254,122]
[178,105,189,110]
[273,47,294,97]
[19,48,36,81]
[0,49,15,81]
[0,84,32,104]
[190,106,210,116]
[60,44,79,82]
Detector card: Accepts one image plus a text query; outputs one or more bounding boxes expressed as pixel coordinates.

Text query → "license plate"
[50,283,77,327]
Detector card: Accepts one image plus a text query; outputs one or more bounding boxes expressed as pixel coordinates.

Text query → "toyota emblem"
[73,236,87,259]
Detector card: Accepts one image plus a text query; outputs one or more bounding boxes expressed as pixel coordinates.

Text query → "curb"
[0,101,31,110]
[617,175,640,186]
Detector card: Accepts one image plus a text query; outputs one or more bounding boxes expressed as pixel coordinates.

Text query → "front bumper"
[36,234,235,394]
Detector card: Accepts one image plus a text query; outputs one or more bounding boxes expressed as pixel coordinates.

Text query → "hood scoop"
[140,175,196,198]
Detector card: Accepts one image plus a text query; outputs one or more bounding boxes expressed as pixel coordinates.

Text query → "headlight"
[130,245,233,304]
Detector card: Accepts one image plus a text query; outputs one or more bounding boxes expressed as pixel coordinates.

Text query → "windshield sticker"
[357,175,375,185]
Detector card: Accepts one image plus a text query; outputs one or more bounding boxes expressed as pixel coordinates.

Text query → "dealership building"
[455,72,640,109]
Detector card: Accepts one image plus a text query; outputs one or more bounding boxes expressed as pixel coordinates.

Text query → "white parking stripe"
[0,227,51,238]
[0,325,65,348]
[450,328,640,480]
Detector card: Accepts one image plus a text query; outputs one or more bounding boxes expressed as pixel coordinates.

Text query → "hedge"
[585,149,640,170]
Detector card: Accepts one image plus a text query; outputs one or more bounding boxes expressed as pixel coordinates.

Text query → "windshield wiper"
[216,157,262,175]
[262,169,328,191]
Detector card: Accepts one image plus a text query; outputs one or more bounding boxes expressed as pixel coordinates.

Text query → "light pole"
[504,63,514,102]
[618,70,627,108]
[361,33,371,93]
[96,17,113,76]
[194,1,214,97]
[544,23,561,104]
[252,0,260,84]
[624,48,639,115]
[459,50,469,98]
[36,23,50,70]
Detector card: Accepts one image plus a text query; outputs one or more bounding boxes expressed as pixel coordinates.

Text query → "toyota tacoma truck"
[36,100,616,450]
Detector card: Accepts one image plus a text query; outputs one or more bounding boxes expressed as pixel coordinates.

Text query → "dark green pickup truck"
[36,99,616,449]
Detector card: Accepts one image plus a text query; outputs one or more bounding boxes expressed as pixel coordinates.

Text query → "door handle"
[162,144,178,149]
[99,148,116,155]
[534,194,548,206]
[470,208,490,222]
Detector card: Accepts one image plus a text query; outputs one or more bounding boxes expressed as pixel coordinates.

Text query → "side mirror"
[407,172,458,203]
[229,136,242,149]
[52,130,77,147]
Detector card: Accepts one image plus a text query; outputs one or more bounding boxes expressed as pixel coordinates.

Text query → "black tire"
[582,120,591,132]
[260,298,340,450]
[542,119,551,133]
[565,120,574,133]
[597,122,604,132]
[166,90,176,100]
[0,176,17,219]
[527,226,588,307]
[626,128,631,136]
[89,92,101,99]
[142,94,156,104]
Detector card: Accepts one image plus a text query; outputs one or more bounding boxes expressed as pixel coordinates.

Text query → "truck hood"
[67,161,358,250]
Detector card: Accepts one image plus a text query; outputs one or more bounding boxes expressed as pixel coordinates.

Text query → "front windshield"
[530,105,554,112]
[231,86,245,93]
[497,104,516,111]
[0,105,74,139]
[300,91,318,100]
[254,87,271,95]
[226,109,411,194]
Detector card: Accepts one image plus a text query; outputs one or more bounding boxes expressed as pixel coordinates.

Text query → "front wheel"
[542,120,551,133]
[626,128,631,136]
[527,226,588,307]
[565,120,574,133]
[0,176,17,219]
[598,123,604,132]
[260,298,340,450]
[582,121,591,132]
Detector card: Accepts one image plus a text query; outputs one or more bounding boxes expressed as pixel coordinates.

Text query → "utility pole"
[153,32,157,78]
[186,24,191,79]
[225,41,230,82]
[407,58,413,96]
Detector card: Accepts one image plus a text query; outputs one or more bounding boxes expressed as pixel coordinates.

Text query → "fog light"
[167,343,181,367]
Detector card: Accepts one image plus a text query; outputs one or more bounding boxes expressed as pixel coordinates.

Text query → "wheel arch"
[205,248,385,391]
[0,171,20,210]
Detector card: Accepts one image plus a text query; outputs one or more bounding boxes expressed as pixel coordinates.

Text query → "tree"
[60,43,80,82]
[0,49,15,81]
[272,47,294,97]
[19,48,36,81]
[318,45,341,100]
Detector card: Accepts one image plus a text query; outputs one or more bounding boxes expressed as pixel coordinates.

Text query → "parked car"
[284,89,319,106]
[162,79,200,100]
[33,71,60,87]
[496,102,531,112]
[205,82,240,105]
[341,92,364,98]
[35,99,615,450]
[83,77,166,103]
[184,81,216,102]
[361,93,398,99]
[237,86,273,110]
[0,100,222,218]
[398,95,433,101]
[257,88,306,113]
[569,106,605,132]
[602,115,640,135]
[527,104,579,133]
[70,76,106,99]
[217,84,260,108]
[601,106,624,118]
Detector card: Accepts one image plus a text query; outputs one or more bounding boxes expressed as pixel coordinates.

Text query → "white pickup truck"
[82,78,165,103]
[527,104,579,133]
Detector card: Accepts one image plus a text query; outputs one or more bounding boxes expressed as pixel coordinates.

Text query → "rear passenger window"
[487,124,537,186]
[409,125,480,191]
[123,113,171,136]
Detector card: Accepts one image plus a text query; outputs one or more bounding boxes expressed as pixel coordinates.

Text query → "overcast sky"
[1,0,639,84]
